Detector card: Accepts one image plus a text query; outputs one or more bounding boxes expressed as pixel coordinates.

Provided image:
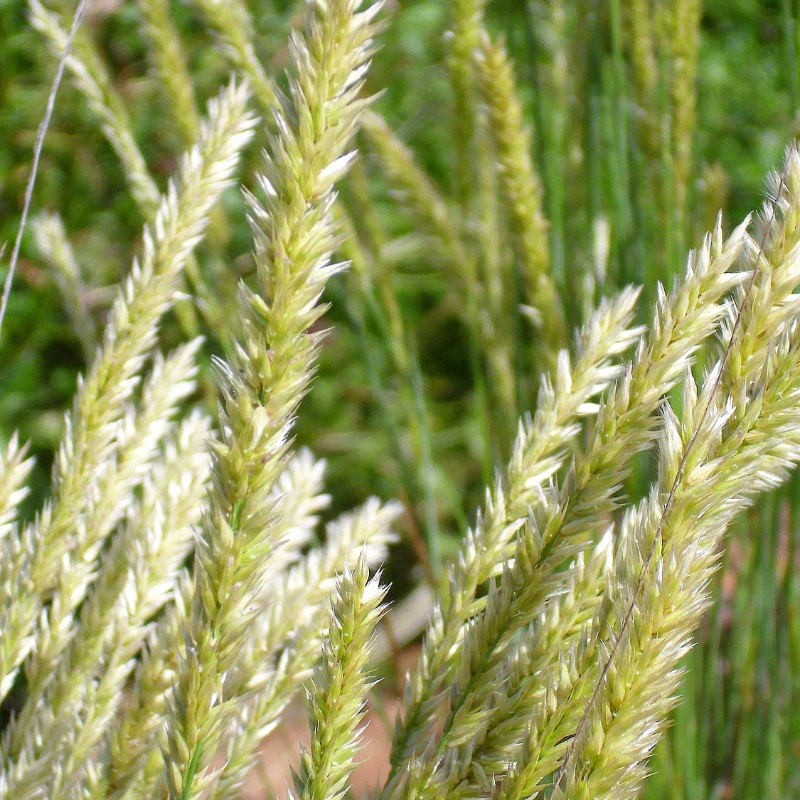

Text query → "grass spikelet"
[28,0,161,217]
[53,410,211,800]
[477,225,747,794]
[291,554,386,800]
[488,149,800,800]
[0,435,33,545]
[16,339,201,718]
[383,287,642,797]
[360,111,469,284]
[387,207,750,800]
[258,448,332,577]
[0,82,255,706]
[447,531,613,798]
[0,342,205,798]
[105,495,393,800]
[211,499,400,800]
[444,0,487,208]
[1,410,211,800]
[475,32,565,359]
[95,576,194,800]
[189,0,276,113]
[32,212,96,358]
[137,0,200,147]
[546,144,800,800]
[97,451,336,800]
[160,0,380,792]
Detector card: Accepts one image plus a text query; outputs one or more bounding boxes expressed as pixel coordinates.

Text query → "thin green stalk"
[338,201,446,579]
[360,110,496,481]
[189,0,276,113]
[137,0,201,146]
[32,212,96,358]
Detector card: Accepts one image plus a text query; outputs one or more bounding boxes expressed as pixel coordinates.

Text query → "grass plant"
[2,1,800,798]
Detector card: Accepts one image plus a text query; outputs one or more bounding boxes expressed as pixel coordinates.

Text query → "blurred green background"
[2,0,800,796]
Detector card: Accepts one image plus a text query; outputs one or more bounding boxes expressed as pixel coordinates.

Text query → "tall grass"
[1,0,800,798]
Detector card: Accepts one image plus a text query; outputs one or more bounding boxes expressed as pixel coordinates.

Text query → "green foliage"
[2,1,800,799]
